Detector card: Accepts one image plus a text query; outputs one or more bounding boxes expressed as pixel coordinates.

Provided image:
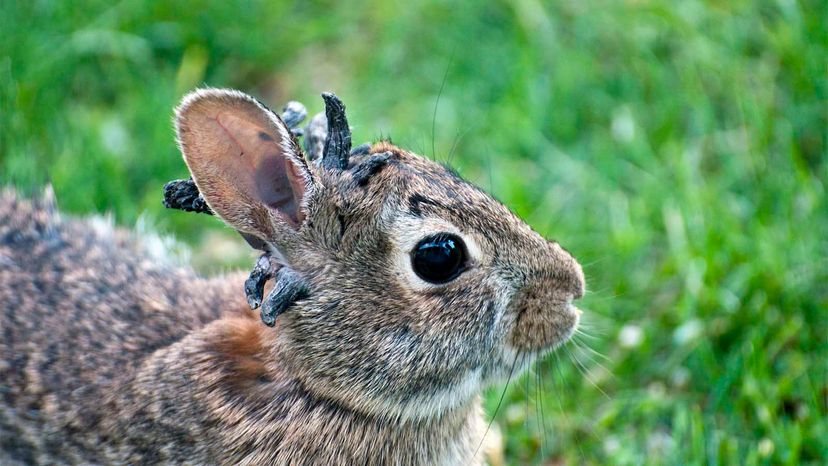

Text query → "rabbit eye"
[411,233,467,284]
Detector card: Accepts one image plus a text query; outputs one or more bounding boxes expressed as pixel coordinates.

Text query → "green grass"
[2,0,826,464]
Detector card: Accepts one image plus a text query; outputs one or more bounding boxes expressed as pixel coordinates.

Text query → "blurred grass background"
[2,0,826,464]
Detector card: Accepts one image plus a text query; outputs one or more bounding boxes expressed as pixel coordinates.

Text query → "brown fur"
[210,315,269,384]
[0,89,585,465]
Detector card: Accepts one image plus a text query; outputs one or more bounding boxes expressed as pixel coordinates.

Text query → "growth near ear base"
[174,88,314,243]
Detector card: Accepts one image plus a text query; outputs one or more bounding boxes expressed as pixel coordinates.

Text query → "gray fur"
[0,89,585,465]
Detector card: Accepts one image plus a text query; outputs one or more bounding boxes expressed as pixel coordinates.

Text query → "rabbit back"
[0,190,244,463]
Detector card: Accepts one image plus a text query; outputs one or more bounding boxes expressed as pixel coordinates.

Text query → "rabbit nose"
[506,242,585,351]
[546,242,585,302]
[508,277,581,351]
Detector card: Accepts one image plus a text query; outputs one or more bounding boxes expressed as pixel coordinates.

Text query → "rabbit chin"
[368,367,485,421]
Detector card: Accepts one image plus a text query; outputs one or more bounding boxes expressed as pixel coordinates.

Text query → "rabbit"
[0,88,585,465]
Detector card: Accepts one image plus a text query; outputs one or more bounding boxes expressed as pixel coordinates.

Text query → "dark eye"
[411,233,467,284]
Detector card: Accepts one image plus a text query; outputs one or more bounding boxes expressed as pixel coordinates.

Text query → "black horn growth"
[321,92,352,170]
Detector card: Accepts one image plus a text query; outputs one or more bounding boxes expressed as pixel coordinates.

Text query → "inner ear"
[175,89,314,240]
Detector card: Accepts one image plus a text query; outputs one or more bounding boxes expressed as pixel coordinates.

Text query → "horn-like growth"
[321,92,352,170]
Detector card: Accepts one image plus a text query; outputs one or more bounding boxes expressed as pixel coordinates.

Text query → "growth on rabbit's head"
[175,88,585,421]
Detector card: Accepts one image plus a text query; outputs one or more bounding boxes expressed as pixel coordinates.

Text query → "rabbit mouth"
[507,297,581,353]
[480,299,580,387]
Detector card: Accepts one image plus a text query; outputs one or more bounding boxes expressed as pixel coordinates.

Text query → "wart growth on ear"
[243,253,310,326]
[162,178,213,215]
[260,267,309,327]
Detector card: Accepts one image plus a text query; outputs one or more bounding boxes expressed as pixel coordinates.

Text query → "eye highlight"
[411,233,467,284]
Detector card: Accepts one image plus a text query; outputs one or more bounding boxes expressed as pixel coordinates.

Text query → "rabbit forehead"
[360,143,523,231]
[372,147,544,259]
[318,142,552,274]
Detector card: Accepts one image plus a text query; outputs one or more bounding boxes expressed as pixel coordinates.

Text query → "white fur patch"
[134,214,192,267]
[374,367,484,422]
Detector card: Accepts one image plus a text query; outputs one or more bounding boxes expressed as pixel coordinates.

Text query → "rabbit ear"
[175,89,314,243]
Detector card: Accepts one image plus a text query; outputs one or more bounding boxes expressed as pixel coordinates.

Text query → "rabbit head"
[175,89,585,421]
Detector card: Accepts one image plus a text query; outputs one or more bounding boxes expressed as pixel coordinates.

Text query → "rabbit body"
[0,193,486,465]
[0,89,585,465]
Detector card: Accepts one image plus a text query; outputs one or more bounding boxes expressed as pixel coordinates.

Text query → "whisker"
[474,350,521,459]
[578,256,613,268]
[574,328,606,344]
[446,125,472,166]
[431,50,455,162]
[535,367,546,460]
[563,344,611,399]
[571,339,616,390]
[524,363,531,435]
[552,352,588,464]
[572,333,612,364]
[537,363,551,461]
